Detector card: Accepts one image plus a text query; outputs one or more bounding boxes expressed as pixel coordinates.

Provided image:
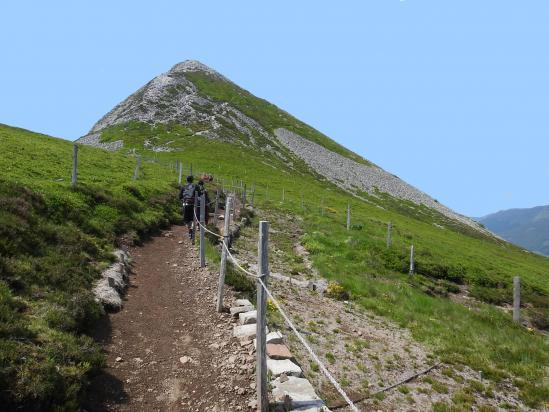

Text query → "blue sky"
[1,1,547,217]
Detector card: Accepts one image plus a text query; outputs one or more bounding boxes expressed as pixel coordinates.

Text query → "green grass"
[0,124,181,409]
[184,71,372,166]
[97,118,549,406]
[2,67,549,409]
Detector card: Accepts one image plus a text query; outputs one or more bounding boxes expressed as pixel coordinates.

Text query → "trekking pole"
[200,193,206,268]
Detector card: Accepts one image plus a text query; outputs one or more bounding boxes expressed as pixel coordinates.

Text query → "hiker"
[196,180,211,225]
[179,175,199,239]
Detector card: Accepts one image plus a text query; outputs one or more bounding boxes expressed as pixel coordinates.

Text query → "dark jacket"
[179,183,198,203]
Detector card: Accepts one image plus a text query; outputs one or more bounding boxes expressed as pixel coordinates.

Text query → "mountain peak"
[168,60,227,80]
[77,62,486,234]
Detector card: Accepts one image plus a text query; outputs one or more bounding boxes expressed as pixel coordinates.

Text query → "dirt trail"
[85,225,254,411]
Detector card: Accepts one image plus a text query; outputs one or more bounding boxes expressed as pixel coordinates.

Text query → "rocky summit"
[78,60,484,232]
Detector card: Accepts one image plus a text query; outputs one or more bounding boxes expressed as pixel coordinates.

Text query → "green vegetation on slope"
[0,124,180,410]
[100,120,548,407]
[184,70,372,166]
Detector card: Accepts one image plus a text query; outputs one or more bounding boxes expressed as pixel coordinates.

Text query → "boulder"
[93,279,122,311]
[307,279,328,294]
[230,305,254,316]
[233,324,268,341]
[267,359,302,377]
[239,310,257,325]
[254,331,283,348]
[235,299,252,307]
[93,249,131,312]
[267,343,293,360]
[271,376,325,409]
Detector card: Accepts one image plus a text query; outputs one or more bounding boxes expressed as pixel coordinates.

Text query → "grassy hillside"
[0,124,180,410]
[2,82,548,409]
[100,121,549,407]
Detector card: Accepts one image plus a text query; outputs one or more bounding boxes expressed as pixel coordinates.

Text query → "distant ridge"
[478,205,549,256]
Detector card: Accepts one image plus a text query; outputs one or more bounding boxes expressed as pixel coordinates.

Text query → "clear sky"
[1,1,547,217]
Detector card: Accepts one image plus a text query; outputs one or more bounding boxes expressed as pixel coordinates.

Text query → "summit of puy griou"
[78,60,483,233]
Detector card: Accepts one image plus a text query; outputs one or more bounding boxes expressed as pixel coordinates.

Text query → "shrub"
[528,307,549,330]
[325,282,349,300]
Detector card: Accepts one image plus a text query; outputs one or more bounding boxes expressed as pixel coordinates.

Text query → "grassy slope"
[0,124,180,410]
[98,88,549,405]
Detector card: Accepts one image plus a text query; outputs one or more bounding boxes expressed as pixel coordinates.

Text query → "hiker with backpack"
[179,175,199,240]
[196,180,211,225]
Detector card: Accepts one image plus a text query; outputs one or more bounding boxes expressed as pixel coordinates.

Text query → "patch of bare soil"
[84,226,255,411]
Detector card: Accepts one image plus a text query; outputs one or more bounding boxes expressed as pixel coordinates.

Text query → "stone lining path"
[230,299,330,411]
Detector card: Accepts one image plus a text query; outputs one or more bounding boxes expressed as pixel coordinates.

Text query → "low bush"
[325,281,349,300]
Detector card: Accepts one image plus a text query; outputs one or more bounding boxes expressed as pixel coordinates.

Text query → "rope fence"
[192,191,358,411]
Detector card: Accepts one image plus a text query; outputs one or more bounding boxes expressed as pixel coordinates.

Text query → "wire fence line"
[191,191,358,411]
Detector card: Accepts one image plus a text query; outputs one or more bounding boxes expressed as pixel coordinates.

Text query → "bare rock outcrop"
[78,60,273,150]
[93,249,131,311]
[274,127,485,231]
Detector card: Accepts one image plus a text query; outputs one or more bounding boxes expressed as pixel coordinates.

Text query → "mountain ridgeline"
[478,205,549,256]
[78,60,483,234]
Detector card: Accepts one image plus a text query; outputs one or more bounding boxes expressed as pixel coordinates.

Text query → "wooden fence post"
[409,245,414,275]
[199,193,206,268]
[387,222,392,248]
[513,276,521,323]
[133,155,142,181]
[346,203,351,230]
[178,161,183,185]
[213,189,220,226]
[251,183,255,207]
[320,197,324,216]
[282,188,285,203]
[216,197,233,312]
[193,191,198,245]
[71,144,78,187]
[257,221,269,412]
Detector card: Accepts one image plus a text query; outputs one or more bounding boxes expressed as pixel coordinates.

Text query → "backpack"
[182,183,197,203]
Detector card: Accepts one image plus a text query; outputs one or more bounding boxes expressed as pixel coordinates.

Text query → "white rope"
[221,241,259,278]
[192,205,258,278]
[193,207,224,239]
[189,190,355,409]
[257,278,359,412]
